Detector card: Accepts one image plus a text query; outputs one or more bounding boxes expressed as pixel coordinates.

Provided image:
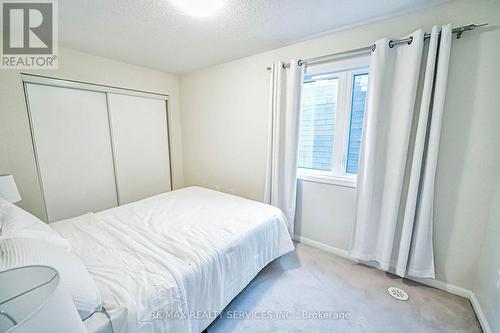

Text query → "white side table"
[0,265,87,333]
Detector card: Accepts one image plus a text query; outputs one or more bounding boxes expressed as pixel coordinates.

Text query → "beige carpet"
[207,243,481,333]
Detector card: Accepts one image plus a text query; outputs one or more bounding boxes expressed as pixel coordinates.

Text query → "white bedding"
[52,186,294,333]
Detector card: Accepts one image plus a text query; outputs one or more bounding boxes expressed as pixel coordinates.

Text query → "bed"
[51,186,294,333]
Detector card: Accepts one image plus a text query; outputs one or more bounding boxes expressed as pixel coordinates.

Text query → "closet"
[23,74,172,222]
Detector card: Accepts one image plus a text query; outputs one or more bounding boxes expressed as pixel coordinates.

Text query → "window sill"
[298,173,357,188]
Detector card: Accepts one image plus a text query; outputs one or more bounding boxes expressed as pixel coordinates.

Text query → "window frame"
[297,57,369,188]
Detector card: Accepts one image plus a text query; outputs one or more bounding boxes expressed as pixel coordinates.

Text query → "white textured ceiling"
[59,0,446,74]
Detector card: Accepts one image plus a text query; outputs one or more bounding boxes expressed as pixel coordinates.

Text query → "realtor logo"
[1,0,58,68]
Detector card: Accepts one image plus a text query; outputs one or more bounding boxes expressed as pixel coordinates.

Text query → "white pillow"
[0,197,71,250]
[0,238,102,320]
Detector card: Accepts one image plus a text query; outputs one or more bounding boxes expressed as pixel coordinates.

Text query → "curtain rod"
[266,23,488,70]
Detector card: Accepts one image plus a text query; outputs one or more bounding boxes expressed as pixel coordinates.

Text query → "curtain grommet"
[389,40,395,48]
[408,36,413,45]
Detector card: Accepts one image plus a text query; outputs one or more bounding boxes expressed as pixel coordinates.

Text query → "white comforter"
[52,187,294,333]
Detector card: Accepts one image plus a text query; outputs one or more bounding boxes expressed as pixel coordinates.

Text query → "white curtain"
[349,24,452,278]
[265,60,304,236]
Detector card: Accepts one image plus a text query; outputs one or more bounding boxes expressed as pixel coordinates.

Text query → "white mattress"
[52,186,294,333]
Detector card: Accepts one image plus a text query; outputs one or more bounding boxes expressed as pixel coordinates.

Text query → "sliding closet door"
[107,93,171,204]
[26,83,118,221]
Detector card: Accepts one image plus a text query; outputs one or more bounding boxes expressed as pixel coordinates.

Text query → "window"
[298,78,338,171]
[346,73,368,174]
[297,58,369,187]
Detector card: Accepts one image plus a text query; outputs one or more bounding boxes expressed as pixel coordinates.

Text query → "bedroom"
[0,0,498,332]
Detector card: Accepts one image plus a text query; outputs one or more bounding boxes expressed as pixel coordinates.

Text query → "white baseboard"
[408,276,472,299]
[470,293,493,333]
[292,235,349,258]
[293,234,492,333]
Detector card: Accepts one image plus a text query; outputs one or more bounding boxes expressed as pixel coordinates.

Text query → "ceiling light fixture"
[170,0,224,18]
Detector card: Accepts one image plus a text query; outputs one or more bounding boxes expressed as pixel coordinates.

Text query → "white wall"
[180,0,500,297]
[473,177,500,332]
[0,47,184,221]
[472,64,500,329]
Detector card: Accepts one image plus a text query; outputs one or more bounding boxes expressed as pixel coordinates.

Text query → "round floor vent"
[387,287,409,301]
